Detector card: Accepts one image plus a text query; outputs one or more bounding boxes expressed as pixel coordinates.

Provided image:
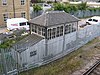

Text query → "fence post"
[15,45,20,75]
[16,49,19,75]
[1,48,7,75]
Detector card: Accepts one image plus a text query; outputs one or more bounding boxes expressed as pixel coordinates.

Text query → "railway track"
[83,60,100,75]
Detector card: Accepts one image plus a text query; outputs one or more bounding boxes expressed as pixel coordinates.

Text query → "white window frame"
[65,24,69,34]
[32,25,35,32]
[35,25,37,33]
[3,13,8,22]
[52,28,56,39]
[2,0,7,5]
[72,23,76,32]
[21,0,25,5]
[38,26,42,35]
[60,26,63,36]
[69,24,72,33]
[21,12,26,18]
[42,28,45,36]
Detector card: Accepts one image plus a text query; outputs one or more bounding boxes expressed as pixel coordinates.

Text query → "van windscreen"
[20,22,26,26]
[88,19,92,21]
[27,22,30,25]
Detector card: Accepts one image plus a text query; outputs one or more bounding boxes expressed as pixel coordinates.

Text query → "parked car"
[86,16,100,25]
[38,3,52,12]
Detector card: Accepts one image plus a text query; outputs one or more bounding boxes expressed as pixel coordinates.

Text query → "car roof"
[91,16,100,19]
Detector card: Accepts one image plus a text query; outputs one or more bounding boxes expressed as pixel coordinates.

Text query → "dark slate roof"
[29,11,79,27]
[14,34,43,52]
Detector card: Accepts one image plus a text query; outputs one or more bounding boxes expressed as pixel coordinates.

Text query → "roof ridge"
[44,12,48,26]
[33,13,45,21]
[64,12,80,21]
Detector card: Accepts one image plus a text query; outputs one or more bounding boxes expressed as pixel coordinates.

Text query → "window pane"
[60,26,63,36]
[19,22,26,26]
[21,0,25,5]
[42,28,45,36]
[49,29,51,39]
[52,28,56,39]
[65,25,69,34]
[32,25,35,32]
[3,13,8,22]
[21,12,25,18]
[30,51,37,57]
[38,27,41,35]
[2,0,7,5]
[69,24,72,33]
[35,26,37,33]
[27,22,30,25]
[56,27,60,37]
[72,24,76,32]
[88,19,92,21]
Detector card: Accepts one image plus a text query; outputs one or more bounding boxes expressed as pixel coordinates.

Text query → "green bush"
[33,4,42,12]
[53,3,65,11]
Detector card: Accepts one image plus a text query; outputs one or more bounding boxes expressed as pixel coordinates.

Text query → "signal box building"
[15,11,79,68]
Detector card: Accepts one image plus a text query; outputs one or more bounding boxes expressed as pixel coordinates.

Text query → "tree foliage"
[31,0,44,3]
[53,3,78,13]
[53,3,65,11]
[33,4,42,12]
[77,2,88,11]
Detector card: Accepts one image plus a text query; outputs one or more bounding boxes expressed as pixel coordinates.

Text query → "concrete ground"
[0,27,7,34]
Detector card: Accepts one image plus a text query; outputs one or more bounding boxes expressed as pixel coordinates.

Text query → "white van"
[86,16,100,25]
[7,18,29,30]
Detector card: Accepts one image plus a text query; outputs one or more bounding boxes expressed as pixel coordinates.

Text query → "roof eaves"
[30,22,46,27]
[44,13,48,26]
[47,20,79,28]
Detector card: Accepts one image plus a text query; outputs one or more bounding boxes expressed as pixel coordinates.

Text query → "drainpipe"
[30,24,32,34]
[26,0,30,20]
[13,0,16,18]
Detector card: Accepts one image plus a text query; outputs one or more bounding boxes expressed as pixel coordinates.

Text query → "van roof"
[7,18,28,23]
